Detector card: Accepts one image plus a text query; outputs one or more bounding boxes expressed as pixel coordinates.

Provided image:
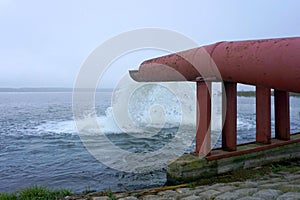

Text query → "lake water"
[0,87,299,193]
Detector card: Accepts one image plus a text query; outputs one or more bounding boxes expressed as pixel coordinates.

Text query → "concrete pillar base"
[167,134,300,185]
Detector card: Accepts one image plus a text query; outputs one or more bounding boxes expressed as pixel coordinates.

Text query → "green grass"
[237,91,256,97]
[270,162,300,173]
[0,192,17,200]
[237,91,300,97]
[104,189,116,200]
[290,92,300,96]
[270,164,289,173]
[0,185,72,200]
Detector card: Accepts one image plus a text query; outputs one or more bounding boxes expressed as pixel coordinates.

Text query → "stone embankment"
[66,160,300,200]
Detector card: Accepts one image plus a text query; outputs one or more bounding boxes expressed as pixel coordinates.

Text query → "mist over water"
[0,86,299,193]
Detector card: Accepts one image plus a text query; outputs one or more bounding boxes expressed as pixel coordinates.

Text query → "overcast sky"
[0,0,299,88]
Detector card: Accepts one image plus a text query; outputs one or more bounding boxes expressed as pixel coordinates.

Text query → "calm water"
[0,90,299,193]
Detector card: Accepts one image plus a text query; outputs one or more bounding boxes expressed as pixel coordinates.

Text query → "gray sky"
[0,0,299,88]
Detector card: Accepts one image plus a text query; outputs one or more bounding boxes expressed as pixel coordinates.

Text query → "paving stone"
[197,189,220,199]
[215,188,258,200]
[259,182,288,189]
[214,192,241,200]
[254,180,272,185]
[157,190,178,197]
[142,195,160,200]
[292,180,300,185]
[68,162,300,200]
[234,188,259,196]
[277,171,291,175]
[280,185,300,192]
[193,185,206,191]
[215,185,238,192]
[114,193,128,199]
[228,181,243,187]
[141,195,167,200]
[206,183,226,190]
[92,197,110,200]
[179,195,201,200]
[238,181,258,188]
[118,197,138,200]
[176,189,199,199]
[238,197,262,200]
[252,189,281,199]
[277,192,300,200]
[175,188,190,194]
[269,172,283,178]
[257,178,283,184]
[285,174,300,181]
[188,187,206,195]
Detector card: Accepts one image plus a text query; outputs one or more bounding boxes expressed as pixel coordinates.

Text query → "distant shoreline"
[0,88,299,96]
[0,88,113,93]
[238,91,300,97]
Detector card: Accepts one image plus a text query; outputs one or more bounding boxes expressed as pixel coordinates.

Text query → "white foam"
[35,120,77,135]
[35,82,226,136]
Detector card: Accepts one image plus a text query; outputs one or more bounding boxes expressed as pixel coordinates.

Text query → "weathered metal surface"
[130,37,300,93]
[222,82,237,151]
[196,82,211,156]
[275,90,290,140]
[129,37,299,156]
[256,86,271,144]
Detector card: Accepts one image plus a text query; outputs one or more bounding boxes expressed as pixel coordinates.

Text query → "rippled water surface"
[0,88,299,193]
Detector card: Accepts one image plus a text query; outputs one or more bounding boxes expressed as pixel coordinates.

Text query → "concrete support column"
[274,90,290,140]
[222,82,237,151]
[256,86,271,144]
[196,81,211,157]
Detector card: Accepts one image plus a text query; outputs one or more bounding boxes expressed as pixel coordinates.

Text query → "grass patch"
[187,184,196,189]
[104,189,116,200]
[286,166,300,173]
[270,164,289,173]
[179,158,300,188]
[0,192,17,200]
[191,167,270,186]
[82,185,96,195]
[0,185,72,200]
[269,160,300,173]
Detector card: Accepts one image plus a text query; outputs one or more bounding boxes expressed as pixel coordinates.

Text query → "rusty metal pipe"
[130,37,300,93]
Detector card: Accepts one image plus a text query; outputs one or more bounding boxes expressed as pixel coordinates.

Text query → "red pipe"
[130,37,300,93]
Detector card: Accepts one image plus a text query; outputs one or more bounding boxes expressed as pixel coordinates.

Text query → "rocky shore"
[66,159,300,200]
